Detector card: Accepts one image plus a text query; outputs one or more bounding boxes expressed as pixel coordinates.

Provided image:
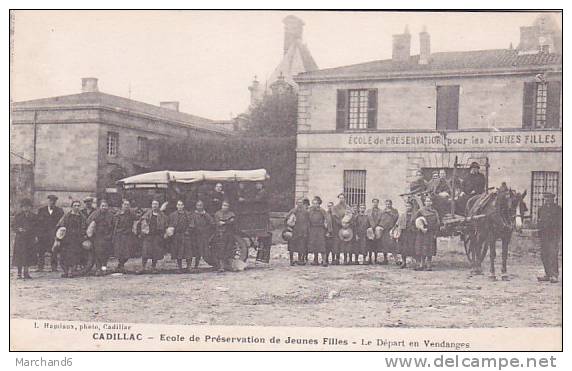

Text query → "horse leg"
[489,237,497,281]
[471,233,484,275]
[501,235,510,281]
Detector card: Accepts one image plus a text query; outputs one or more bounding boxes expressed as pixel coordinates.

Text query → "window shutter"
[336,89,348,131]
[522,82,536,129]
[546,81,561,128]
[367,89,378,129]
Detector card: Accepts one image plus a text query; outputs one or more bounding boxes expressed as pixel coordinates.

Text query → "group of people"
[284,194,441,271]
[11,181,268,279]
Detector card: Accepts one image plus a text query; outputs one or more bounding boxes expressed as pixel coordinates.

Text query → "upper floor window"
[336,89,377,131]
[106,132,119,157]
[436,85,460,131]
[137,136,149,161]
[523,81,561,129]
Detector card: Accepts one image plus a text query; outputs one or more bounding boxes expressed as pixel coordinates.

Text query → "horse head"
[505,189,528,232]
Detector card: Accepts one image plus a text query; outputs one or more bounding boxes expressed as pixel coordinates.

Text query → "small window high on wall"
[343,170,366,207]
[107,132,119,157]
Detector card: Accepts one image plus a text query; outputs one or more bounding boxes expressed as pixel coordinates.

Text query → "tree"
[244,88,298,137]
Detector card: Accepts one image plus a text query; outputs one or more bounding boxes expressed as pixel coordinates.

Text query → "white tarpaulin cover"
[118,169,269,186]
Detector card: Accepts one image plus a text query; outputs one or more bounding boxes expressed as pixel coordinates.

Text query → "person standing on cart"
[461,162,486,198]
[11,198,38,279]
[54,200,87,278]
[285,198,310,266]
[36,195,64,272]
[537,193,562,283]
[208,183,226,214]
[213,200,237,273]
[139,200,168,274]
[168,200,194,273]
[86,199,114,276]
[189,200,215,271]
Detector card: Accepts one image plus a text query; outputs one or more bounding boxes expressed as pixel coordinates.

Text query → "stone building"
[293,15,562,225]
[10,78,231,208]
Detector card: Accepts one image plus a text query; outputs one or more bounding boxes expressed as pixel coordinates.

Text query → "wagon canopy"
[118,169,269,187]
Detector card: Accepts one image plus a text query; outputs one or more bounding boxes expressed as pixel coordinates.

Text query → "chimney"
[81,77,99,93]
[517,26,538,52]
[419,26,431,65]
[392,26,411,62]
[160,101,179,112]
[283,15,304,55]
[248,75,262,107]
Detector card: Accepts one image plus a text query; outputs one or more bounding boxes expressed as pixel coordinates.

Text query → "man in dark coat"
[208,183,226,214]
[12,198,38,279]
[36,195,64,272]
[537,193,562,283]
[461,162,486,197]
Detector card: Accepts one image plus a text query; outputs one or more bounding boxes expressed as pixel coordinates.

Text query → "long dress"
[331,203,350,254]
[213,210,237,260]
[140,210,168,261]
[190,210,214,258]
[379,208,399,253]
[307,206,327,254]
[11,211,38,267]
[338,214,355,254]
[285,207,309,254]
[57,212,86,267]
[414,207,441,257]
[353,214,369,255]
[168,210,193,260]
[112,210,137,260]
[396,210,416,257]
[366,207,382,252]
[87,208,114,266]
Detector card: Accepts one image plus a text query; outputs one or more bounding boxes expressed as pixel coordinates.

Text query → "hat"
[366,227,375,240]
[20,198,33,207]
[281,228,294,241]
[47,195,58,201]
[374,225,383,239]
[338,227,354,242]
[83,197,94,203]
[286,214,296,227]
[415,216,428,231]
[81,239,93,250]
[543,192,556,199]
[469,161,480,169]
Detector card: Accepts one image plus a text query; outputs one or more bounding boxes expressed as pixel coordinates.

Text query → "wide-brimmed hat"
[469,161,480,169]
[341,214,353,227]
[415,216,428,231]
[338,227,354,242]
[286,214,296,227]
[374,225,384,239]
[81,239,93,250]
[281,227,294,241]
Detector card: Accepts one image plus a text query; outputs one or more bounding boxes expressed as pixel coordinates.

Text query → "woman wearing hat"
[395,200,417,269]
[307,196,329,267]
[55,200,87,278]
[285,198,310,266]
[11,198,38,279]
[412,196,441,271]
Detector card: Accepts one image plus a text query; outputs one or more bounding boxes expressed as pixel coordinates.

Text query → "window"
[336,89,377,131]
[106,132,119,157]
[436,85,460,130]
[523,81,561,129]
[531,171,559,224]
[343,170,366,207]
[137,136,149,161]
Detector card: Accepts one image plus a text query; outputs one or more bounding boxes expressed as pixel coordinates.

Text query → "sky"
[10,10,561,120]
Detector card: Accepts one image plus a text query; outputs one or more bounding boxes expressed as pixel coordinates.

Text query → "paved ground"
[10,235,561,328]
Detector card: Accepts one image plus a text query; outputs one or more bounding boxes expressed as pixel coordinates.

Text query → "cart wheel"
[203,234,249,267]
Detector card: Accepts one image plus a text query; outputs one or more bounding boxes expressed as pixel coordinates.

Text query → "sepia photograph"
[8,9,562,352]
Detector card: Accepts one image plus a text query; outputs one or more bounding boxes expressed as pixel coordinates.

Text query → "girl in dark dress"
[285,198,310,266]
[55,200,87,278]
[11,198,37,279]
[112,199,137,273]
[395,200,417,269]
[86,199,114,276]
[168,200,194,273]
[413,197,441,271]
[189,200,214,270]
[353,204,369,265]
[307,197,328,267]
[139,200,168,273]
[213,201,236,272]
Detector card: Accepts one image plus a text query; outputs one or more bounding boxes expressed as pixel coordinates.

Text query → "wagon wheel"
[203,234,249,267]
[60,247,95,276]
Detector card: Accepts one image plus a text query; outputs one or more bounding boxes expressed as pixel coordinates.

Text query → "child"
[11,198,37,279]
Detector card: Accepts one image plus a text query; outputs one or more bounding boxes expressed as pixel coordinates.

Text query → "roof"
[268,38,318,87]
[11,91,230,135]
[295,49,562,82]
[118,169,269,187]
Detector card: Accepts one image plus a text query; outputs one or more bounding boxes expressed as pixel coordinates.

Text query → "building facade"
[293,15,562,225]
[10,78,231,208]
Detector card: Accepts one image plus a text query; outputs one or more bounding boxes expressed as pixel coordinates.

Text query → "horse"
[465,188,528,280]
